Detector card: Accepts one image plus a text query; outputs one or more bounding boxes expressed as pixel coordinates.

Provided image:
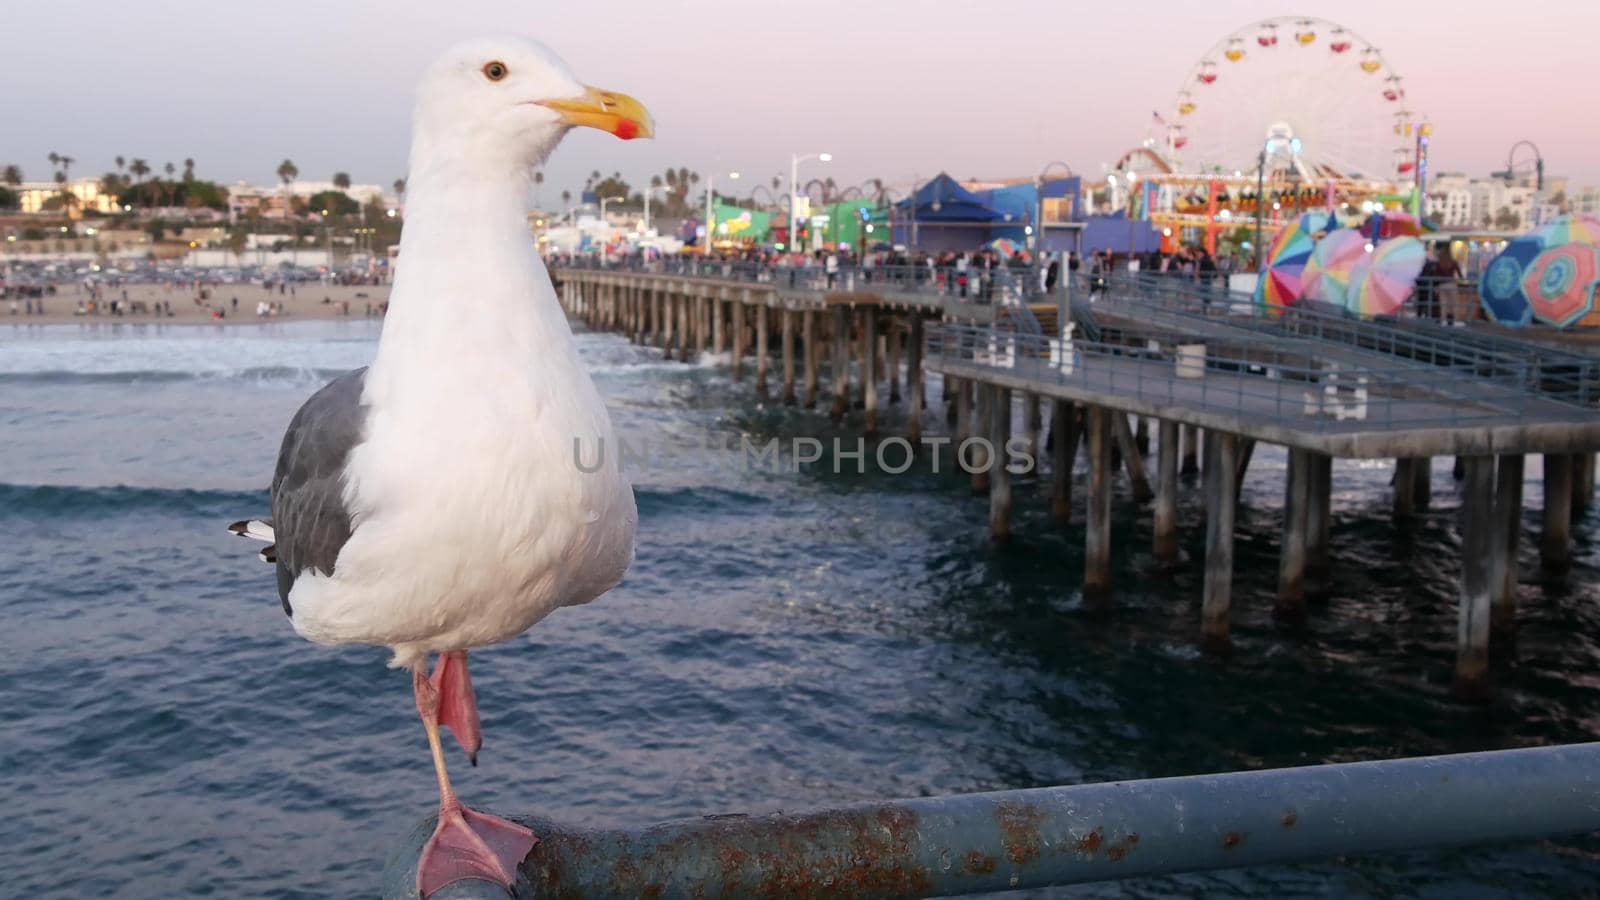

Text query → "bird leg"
[413,661,536,899]
[431,650,483,765]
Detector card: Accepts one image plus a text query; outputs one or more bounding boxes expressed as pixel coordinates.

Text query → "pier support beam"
[755,303,770,399]
[906,317,925,444]
[1575,453,1595,516]
[1277,448,1311,616]
[1493,454,1524,638]
[1542,453,1572,571]
[731,298,746,382]
[1084,406,1113,597]
[954,378,972,447]
[1025,394,1042,464]
[1050,400,1079,522]
[1307,453,1333,579]
[1153,419,1180,565]
[970,384,991,495]
[1456,455,1496,694]
[887,319,902,404]
[1202,431,1239,652]
[1393,458,1418,520]
[802,309,818,409]
[780,308,796,405]
[1414,457,1433,510]
[678,293,692,362]
[1111,414,1154,503]
[712,296,726,355]
[829,306,849,423]
[1180,425,1200,476]
[990,388,1012,543]
[696,296,709,355]
[862,310,878,436]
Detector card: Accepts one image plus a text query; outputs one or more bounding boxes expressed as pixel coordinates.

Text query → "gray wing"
[270,367,369,617]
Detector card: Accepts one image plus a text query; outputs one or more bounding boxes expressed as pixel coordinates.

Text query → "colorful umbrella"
[1521,243,1600,329]
[1531,213,1600,248]
[1296,210,1340,239]
[1477,236,1543,327]
[1253,221,1316,313]
[1347,236,1425,317]
[1301,228,1367,308]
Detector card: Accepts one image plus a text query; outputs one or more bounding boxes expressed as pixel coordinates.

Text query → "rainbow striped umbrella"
[1522,243,1600,329]
[1346,237,1425,317]
[1297,210,1340,239]
[1531,213,1600,248]
[1477,236,1542,326]
[1301,228,1367,308]
[1253,221,1316,313]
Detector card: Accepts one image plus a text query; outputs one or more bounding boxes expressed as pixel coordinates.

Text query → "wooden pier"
[553,264,1600,694]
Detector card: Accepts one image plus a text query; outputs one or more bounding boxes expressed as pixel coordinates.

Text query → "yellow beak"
[538,85,654,141]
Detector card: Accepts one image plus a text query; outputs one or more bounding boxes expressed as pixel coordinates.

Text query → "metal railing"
[925,321,1587,433]
[382,742,1600,899]
[1082,272,1600,409]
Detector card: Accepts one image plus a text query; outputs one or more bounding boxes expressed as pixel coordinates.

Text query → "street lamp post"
[703,172,739,256]
[1253,147,1267,272]
[788,152,831,254]
[642,185,670,235]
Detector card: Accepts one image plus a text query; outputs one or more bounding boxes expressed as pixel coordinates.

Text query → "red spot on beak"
[614,120,640,140]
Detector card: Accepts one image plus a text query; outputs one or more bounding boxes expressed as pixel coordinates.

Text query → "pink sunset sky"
[3,0,1594,196]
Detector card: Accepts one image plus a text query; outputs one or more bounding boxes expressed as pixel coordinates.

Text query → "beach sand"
[2,282,393,326]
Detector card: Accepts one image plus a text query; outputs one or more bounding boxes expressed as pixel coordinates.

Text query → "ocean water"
[1,319,1598,899]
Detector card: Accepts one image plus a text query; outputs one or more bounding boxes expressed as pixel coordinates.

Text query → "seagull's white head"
[410,36,653,175]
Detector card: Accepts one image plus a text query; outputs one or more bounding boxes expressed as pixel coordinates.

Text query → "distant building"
[1424,172,1475,228]
[13,178,121,215]
[226,180,395,221]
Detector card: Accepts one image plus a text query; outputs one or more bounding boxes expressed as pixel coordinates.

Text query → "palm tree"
[533,171,544,206]
[182,158,195,182]
[2,165,21,186]
[129,158,150,185]
[561,189,571,211]
[277,159,300,264]
[392,177,406,206]
[115,155,126,174]
[333,171,351,191]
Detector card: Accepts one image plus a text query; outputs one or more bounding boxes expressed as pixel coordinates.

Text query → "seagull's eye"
[482,61,508,82]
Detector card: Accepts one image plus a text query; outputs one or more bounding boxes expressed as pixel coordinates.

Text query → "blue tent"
[895,173,1001,223]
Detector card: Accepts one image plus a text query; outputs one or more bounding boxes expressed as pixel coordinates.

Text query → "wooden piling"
[1576,453,1595,516]
[731,297,746,381]
[954,376,972,446]
[654,290,667,355]
[1085,405,1112,597]
[990,387,1012,543]
[780,308,797,406]
[1154,419,1179,565]
[802,309,819,409]
[887,319,902,404]
[1180,424,1200,476]
[1025,393,1042,465]
[677,293,692,362]
[1111,414,1154,503]
[1050,399,1078,522]
[697,296,710,355]
[1277,448,1311,616]
[755,303,770,398]
[712,295,726,355]
[1542,453,1572,571]
[1413,457,1433,510]
[1493,454,1524,637]
[907,316,925,444]
[1202,431,1239,651]
[1456,455,1496,694]
[970,383,990,495]
[1393,458,1418,520]
[1307,453,1333,578]
[862,310,879,436]
[829,306,849,423]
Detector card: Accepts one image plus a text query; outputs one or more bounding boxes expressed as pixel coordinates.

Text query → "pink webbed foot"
[417,801,537,898]
[430,650,483,765]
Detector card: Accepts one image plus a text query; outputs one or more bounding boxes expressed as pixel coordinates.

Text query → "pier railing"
[925,320,1586,434]
[382,742,1600,899]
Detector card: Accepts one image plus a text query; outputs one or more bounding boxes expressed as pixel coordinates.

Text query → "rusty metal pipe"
[383,743,1600,899]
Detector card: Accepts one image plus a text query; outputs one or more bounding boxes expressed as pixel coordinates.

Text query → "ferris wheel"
[1162,17,1416,184]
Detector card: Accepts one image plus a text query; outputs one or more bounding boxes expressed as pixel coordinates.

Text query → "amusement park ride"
[1116,17,1430,256]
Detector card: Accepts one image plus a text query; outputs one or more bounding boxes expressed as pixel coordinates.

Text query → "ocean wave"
[0,482,267,517]
[0,366,351,387]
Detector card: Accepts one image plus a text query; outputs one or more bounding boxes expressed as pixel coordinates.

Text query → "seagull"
[229,36,649,897]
